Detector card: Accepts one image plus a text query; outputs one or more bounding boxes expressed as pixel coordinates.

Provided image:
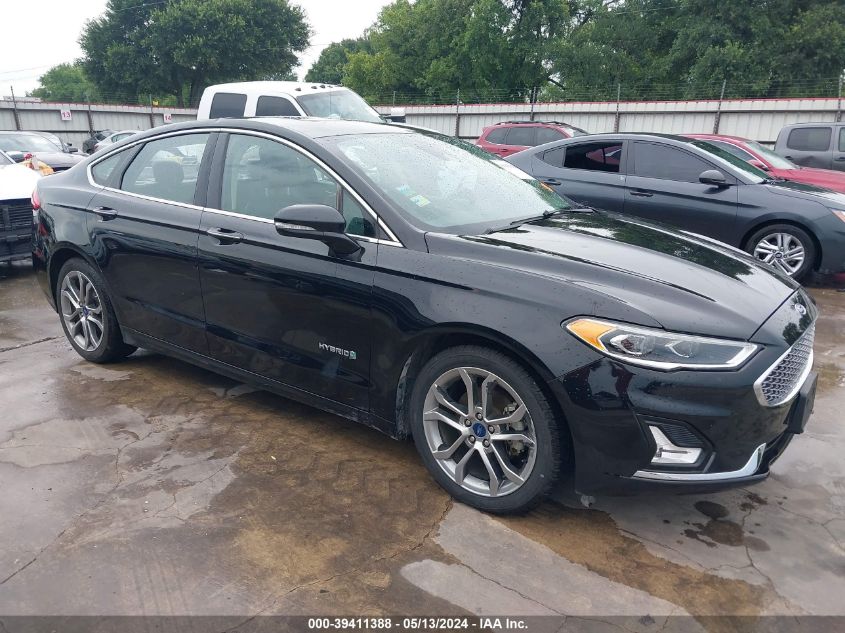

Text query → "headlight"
[832,209,845,223]
[565,318,758,370]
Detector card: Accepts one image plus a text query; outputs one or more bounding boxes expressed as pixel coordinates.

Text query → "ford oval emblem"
[794,304,807,316]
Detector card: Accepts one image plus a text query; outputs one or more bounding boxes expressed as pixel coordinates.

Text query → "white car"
[92,130,139,153]
[0,150,40,263]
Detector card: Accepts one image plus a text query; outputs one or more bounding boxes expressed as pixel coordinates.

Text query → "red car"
[686,133,845,194]
[476,121,588,157]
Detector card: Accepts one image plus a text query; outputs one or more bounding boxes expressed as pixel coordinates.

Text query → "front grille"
[755,325,815,407]
[0,199,32,230]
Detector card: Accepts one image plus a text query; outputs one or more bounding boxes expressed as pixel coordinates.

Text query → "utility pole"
[148,94,155,128]
[837,70,844,123]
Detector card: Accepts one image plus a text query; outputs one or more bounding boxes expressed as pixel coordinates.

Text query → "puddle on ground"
[496,502,774,621]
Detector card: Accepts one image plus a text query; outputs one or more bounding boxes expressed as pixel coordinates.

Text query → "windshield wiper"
[484,207,574,234]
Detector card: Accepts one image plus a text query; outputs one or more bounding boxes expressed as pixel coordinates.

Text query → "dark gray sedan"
[505,133,845,280]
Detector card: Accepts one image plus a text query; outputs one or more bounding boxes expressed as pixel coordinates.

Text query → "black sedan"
[0,131,86,173]
[505,133,845,281]
[32,119,816,513]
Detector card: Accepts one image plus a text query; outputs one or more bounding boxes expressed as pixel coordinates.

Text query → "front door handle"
[542,178,562,186]
[629,189,653,197]
[206,227,244,244]
[834,156,845,162]
[92,206,117,220]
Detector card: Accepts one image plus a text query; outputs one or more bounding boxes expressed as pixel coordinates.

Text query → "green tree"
[28,62,99,102]
[305,38,372,84]
[81,0,310,106]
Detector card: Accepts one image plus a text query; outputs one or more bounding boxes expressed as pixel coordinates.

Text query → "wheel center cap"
[472,422,487,438]
[774,251,784,259]
[82,306,89,316]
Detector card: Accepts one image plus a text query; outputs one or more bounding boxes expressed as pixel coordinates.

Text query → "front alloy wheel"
[752,232,805,277]
[423,367,537,498]
[410,346,563,513]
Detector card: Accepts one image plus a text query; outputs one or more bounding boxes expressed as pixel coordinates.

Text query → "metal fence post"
[837,71,843,123]
[9,87,22,130]
[148,95,155,128]
[713,79,727,134]
[86,95,95,135]
[529,87,537,121]
[613,83,621,132]
[454,89,461,138]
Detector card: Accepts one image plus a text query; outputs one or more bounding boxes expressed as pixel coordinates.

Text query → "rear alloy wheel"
[56,259,136,363]
[410,346,562,513]
[746,224,816,280]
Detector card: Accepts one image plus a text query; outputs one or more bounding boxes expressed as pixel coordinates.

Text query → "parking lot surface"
[1,261,844,627]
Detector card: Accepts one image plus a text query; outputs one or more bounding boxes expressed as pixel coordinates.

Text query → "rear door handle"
[92,206,117,220]
[629,189,653,197]
[834,156,845,161]
[206,227,244,244]
[542,178,562,186]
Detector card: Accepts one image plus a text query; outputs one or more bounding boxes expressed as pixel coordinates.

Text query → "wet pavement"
[0,260,843,630]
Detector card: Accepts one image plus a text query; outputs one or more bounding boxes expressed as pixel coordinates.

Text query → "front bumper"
[550,293,817,496]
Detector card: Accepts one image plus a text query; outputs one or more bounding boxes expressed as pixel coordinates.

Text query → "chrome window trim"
[753,329,815,408]
[86,127,404,247]
[633,443,765,482]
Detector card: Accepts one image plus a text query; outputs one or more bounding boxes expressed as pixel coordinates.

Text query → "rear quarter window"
[787,127,832,152]
[209,92,247,118]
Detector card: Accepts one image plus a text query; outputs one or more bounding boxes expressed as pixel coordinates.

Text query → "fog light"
[648,426,702,465]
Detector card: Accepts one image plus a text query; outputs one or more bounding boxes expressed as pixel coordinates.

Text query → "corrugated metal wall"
[377,97,843,143]
[0,100,197,149]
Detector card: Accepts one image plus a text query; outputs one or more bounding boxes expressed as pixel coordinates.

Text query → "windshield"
[689,140,768,183]
[324,132,569,234]
[0,133,60,154]
[746,141,796,169]
[296,89,383,123]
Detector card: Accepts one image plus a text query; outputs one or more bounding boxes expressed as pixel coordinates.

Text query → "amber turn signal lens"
[565,319,615,350]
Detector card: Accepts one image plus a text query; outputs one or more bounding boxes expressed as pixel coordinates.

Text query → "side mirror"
[274,204,361,256]
[699,169,730,187]
[748,159,768,171]
[68,146,79,153]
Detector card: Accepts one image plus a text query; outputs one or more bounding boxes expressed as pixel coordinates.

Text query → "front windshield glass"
[690,140,768,183]
[296,89,383,123]
[746,141,796,169]
[0,133,60,154]
[324,132,569,233]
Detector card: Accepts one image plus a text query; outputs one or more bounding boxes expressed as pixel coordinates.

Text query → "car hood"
[773,167,845,193]
[32,151,85,168]
[760,177,845,207]
[426,211,799,340]
[0,163,40,199]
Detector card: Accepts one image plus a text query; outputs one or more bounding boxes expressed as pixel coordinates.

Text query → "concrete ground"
[0,260,843,630]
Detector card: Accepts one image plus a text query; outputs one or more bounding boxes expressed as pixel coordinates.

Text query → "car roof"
[781,121,838,129]
[206,81,346,95]
[685,133,751,142]
[228,117,409,138]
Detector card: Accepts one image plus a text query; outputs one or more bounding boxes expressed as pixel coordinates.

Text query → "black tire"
[55,258,136,363]
[408,345,564,514]
[744,224,816,281]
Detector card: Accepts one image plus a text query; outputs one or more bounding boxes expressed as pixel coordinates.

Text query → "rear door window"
[540,147,566,167]
[255,96,300,117]
[787,127,832,152]
[485,128,509,144]
[506,126,537,147]
[563,142,623,173]
[209,92,247,118]
[839,127,845,152]
[121,133,210,205]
